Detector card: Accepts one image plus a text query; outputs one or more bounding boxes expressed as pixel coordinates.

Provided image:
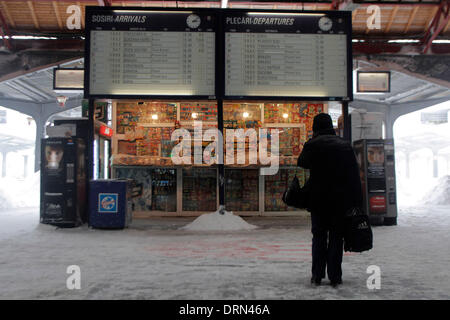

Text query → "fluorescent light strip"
[387,39,420,43]
[2,35,58,40]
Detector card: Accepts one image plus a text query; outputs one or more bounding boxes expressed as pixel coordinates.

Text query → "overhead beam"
[4,82,45,102]
[77,2,85,29]
[354,55,450,89]
[52,1,64,30]
[0,9,12,50]
[385,5,399,34]
[10,79,53,101]
[384,83,435,104]
[1,1,15,29]
[404,6,419,34]
[27,1,40,30]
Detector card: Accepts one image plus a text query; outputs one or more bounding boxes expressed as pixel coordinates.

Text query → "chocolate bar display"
[264,167,308,211]
[182,168,217,211]
[224,169,259,211]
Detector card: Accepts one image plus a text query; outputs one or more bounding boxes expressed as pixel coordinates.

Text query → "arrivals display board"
[223,11,352,100]
[84,8,353,101]
[85,7,216,98]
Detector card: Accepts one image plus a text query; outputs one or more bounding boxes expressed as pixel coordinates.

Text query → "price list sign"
[224,11,352,100]
[85,8,216,98]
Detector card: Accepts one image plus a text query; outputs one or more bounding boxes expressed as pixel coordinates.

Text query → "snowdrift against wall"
[423,175,450,205]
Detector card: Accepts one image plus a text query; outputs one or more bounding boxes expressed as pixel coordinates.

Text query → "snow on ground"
[0,204,449,300]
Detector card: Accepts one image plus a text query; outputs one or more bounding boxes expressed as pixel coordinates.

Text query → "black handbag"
[343,207,373,252]
[282,176,310,209]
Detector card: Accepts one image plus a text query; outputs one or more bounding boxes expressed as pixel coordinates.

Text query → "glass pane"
[115,167,177,212]
[225,169,259,211]
[264,167,308,211]
[182,168,217,211]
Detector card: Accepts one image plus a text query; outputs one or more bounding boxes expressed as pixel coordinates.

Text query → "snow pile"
[0,171,40,209]
[180,209,258,231]
[0,192,10,209]
[423,175,450,205]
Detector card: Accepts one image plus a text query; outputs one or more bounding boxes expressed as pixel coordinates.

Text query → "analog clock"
[318,16,333,32]
[186,14,201,29]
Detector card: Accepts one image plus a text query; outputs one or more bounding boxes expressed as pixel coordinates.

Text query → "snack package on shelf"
[118,140,137,155]
[182,168,217,211]
[116,102,177,134]
[264,103,302,124]
[224,169,259,211]
[180,102,218,122]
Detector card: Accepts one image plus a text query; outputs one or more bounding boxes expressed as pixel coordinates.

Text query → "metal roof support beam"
[0,9,12,50]
[9,79,54,101]
[384,83,436,104]
[4,82,46,102]
[422,0,450,53]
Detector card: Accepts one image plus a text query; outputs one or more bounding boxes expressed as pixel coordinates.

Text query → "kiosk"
[84,7,353,217]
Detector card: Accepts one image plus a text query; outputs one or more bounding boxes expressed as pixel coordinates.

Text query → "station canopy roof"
[0,1,449,107]
[0,0,448,38]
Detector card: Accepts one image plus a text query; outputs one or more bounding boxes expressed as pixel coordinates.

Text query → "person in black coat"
[297,113,362,287]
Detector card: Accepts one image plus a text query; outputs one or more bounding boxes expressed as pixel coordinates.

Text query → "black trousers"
[310,212,344,282]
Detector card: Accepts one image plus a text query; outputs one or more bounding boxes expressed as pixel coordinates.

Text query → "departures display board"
[85,8,352,101]
[85,7,216,98]
[224,11,352,100]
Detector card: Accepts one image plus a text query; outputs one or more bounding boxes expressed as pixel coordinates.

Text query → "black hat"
[312,113,333,133]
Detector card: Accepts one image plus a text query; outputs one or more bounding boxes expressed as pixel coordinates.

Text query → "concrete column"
[34,115,46,172]
[23,155,28,178]
[432,150,439,178]
[405,151,410,179]
[1,151,7,178]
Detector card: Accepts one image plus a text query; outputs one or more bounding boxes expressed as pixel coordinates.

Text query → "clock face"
[186,14,201,29]
[318,16,333,31]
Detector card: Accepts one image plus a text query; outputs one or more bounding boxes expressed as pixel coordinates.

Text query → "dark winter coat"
[297,129,363,216]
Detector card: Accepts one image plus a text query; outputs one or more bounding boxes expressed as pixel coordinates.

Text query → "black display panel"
[223,10,353,101]
[84,7,217,99]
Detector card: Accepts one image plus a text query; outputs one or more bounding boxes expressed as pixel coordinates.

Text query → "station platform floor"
[0,205,449,300]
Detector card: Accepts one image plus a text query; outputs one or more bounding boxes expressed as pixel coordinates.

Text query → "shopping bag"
[343,207,373,252]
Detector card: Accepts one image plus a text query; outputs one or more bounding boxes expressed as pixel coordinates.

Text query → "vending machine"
[40,137,87,227]
[353,139,398,226]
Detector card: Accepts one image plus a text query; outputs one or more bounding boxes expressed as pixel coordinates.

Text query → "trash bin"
[89,179,133,229]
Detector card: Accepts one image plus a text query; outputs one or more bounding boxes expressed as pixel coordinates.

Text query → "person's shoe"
[330,279,343,288]
[310,276,322,286]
